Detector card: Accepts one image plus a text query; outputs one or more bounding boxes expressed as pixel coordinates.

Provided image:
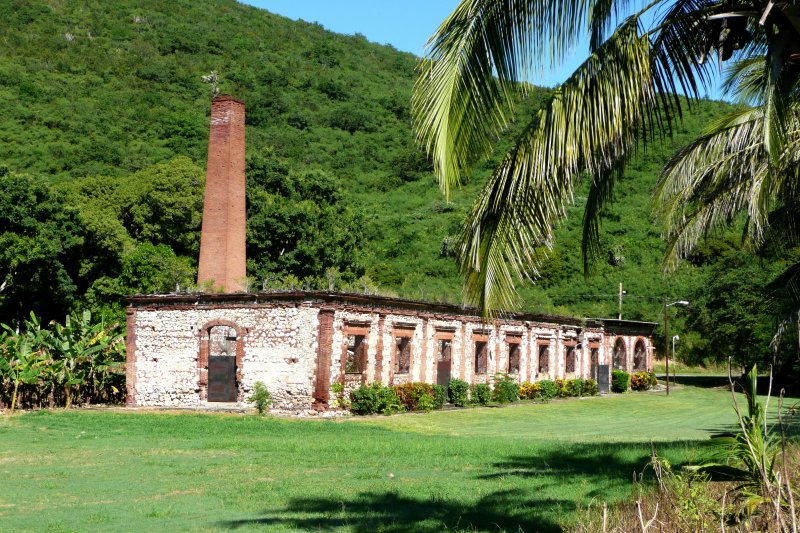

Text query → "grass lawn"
[0,386,775,532]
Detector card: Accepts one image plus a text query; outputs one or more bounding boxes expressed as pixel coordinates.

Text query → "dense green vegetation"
[0,0,793,371]
[0,311,125,411]
[0,386,751,531]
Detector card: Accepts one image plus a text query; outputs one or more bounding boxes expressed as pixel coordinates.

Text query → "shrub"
[536,380,558,401]
[631,371,658,391]
[518,381,539,400]
[350,383,404,415]
[247,381,272,415]
[611,370,630,393]
[555,378,569,398]
[350,384,380,415]
[471,383,491,405]
[432,384,447,409]
[570,378,586,397]
[584,379,599,396]
[394,382,431,411]
[416,392,435,412]
[448,379,469,407]
[492,374,519,403]
[330,382,349,409]
[375,384,404,415]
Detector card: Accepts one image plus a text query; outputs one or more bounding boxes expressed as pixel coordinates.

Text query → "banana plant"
[0,337,44,414]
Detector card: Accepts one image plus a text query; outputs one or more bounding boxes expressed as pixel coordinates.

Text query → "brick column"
[125,308,138,406]
[418,319,427,382]
[313,309,335,410]
[375,315,385,383]
[197,95,247,293]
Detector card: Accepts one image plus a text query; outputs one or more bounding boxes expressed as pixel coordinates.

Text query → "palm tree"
[413,0,800,316]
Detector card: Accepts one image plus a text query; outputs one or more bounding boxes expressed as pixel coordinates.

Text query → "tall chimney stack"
[197,95,247,292]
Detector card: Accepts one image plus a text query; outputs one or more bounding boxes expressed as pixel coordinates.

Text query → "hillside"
[0,0,786,365]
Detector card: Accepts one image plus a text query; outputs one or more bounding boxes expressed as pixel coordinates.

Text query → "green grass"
[0,386,772,532]
[653,359,732,375]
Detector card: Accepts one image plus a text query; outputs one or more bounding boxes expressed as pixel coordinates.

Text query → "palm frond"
[458,20,666,314]
[412,0,595,197]
[654,109,771,268]
[655,99,800,270]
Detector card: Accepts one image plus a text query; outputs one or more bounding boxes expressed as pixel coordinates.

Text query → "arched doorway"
[200,322,242,402]
[612,338,627,371]
[633,339,647,371]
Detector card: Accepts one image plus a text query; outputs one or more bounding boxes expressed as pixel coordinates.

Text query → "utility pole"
[618,283,625,319]
[663,300,689,396]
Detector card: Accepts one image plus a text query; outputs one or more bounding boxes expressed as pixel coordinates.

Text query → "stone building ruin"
[125,95,657,412]
[126,292,656,411]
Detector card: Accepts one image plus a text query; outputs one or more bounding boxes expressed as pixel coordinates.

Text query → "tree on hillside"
[413,0,800,318]
[0,171,87,324]
[245,153,367,287]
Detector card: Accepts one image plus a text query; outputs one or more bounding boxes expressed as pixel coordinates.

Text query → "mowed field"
[0,386,771,532]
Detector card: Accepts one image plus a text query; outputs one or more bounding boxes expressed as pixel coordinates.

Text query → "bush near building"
[611,370,631,393]
[470,383,492,405]
[448,379,469,407]
[492,374,519,403]
[631,371,658,391]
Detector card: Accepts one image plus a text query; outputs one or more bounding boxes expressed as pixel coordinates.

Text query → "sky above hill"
[246,0,724,98]
[245,0,590,89]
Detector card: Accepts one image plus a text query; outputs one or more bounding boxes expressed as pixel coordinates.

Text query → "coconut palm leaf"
[413,0,597,197]
[416,0,800,315]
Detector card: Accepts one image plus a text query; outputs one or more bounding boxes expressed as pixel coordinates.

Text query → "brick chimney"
[197,95,246,292]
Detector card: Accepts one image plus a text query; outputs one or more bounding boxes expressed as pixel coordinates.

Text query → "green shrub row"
[349,374,605,415]
[349,383,404,415]
[349,382,448,415]
[449,375,520,407]
[519,378,599,401]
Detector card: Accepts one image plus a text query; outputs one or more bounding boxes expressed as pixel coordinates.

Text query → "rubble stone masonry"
[127,292,657,412]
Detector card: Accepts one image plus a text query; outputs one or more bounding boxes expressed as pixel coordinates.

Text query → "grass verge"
[0,386,775,532]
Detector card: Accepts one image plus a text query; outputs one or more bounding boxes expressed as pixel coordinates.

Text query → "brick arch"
[197,319,247,401]
[612,336,628,371]
[633,337,648,371]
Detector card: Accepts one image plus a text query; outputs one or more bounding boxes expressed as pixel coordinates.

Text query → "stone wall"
[128,303,318,410]
[127,292,658,412]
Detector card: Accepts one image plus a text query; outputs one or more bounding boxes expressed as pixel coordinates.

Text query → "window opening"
[474,341,488,374]
[346,334,367,374]
[438,339,452,361]
[538,345,550,374]
[565,346,576,373]
[633,339,647,371]
[508,342,521,373]
[613,338,627,370]
[395,336,411,374]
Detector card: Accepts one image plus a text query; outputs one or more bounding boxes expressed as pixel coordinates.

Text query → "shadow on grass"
[480,441,713,500]
[216,442,710,532]
[216,489,567,532]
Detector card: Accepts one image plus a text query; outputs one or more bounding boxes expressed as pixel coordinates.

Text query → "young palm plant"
[413,0,800,316]
[689,364,797,530]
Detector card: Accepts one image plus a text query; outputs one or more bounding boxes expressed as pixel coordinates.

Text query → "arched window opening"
[613,338,627,371]
[633,339,647,371]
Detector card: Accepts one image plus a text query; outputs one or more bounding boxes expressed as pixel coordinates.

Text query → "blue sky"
[243,0,587,89]
[244,1,724,97]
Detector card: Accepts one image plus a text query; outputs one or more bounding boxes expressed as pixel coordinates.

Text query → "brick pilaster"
[313,309,335,410]
[125,308,137,406]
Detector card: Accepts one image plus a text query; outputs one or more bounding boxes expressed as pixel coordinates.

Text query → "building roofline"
[126,291,659,333]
